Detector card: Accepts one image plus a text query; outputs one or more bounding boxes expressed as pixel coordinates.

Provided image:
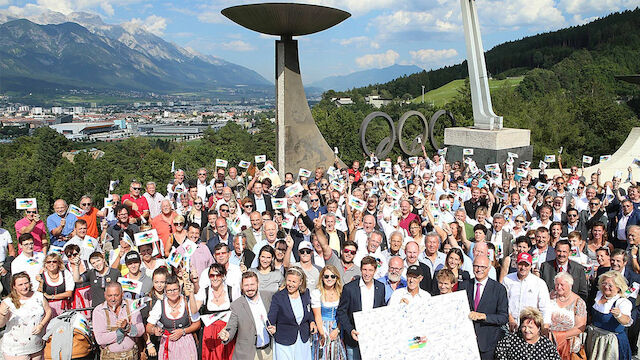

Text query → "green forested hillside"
[313,9,640,167]
[348,8,640,100]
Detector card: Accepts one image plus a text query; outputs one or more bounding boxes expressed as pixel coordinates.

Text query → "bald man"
[250,220,295,267]
[206,217,234,255]
[242,211,264,251]
[462,256,508,360]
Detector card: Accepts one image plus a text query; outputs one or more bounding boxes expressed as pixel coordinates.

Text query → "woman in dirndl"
[64,245,92,314]
[311,265,347,360]
[146,274,200,360]
[38,253,74,317]
[587,270,633,360]
[189,263,238,360]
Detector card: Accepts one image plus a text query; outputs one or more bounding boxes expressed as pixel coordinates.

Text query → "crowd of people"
[0,147,640,360]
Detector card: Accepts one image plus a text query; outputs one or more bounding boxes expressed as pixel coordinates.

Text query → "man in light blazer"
[337,255,387,360]
[220,271,274,360]
[462,255,509,360]
[490,214,513,259]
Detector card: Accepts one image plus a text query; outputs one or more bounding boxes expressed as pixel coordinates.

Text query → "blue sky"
[1,0,640,83]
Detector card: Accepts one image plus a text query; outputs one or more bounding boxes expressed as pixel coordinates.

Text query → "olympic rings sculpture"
[359,110,456,158]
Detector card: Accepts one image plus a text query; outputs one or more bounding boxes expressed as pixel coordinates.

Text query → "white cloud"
[122,15,167,36]
[0,0,142,18]
[333,36,380,49]
[558,0,640,15]
[476,0,565,28]
[410,48,458,63]
[0,0,10,6]
[355,49,399,68]
[219,40,255,52]
[196,11,227,24]
[370,8,462,38]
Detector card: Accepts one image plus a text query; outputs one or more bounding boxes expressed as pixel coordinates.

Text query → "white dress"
[1,292,46,356]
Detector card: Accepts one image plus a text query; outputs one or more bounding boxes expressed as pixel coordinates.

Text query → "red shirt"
[348,169,361,183]
[399,212,419,233]
[121,194,149,220]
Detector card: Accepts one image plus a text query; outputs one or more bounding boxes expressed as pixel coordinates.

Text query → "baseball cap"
[406,265,422,277]
[298,241,313,252]
[125,251,141,264]
[517,252,532,265]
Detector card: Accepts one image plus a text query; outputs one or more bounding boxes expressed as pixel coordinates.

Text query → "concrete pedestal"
[444,127,532,167]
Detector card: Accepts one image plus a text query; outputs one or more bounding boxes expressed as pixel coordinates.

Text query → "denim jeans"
[345,344,361,360]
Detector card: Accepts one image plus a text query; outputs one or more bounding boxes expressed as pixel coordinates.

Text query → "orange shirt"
[151,212,177,244]
[79,207,99,238]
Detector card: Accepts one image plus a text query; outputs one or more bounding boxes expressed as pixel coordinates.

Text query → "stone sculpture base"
[444,127,532,167]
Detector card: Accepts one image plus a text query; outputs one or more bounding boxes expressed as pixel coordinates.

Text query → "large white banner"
[353,291,481,360]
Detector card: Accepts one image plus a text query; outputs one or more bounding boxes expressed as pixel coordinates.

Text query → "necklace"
[168,298,181,312]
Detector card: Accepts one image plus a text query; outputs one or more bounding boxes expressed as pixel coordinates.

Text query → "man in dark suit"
[462,255,508,360]
[248,180,273,214]
[206,217,234,255]
[220,271,274,360]
[611,249,640,355]
[538,240,588,301]
[562,208,585,238]
[337,255,387,360]
[612,200,640,249]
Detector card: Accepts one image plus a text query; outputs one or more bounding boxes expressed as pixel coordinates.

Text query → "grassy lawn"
[412,76,524,106]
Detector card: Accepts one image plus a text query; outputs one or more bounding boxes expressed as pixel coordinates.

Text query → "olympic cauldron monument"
[222,3,350,175]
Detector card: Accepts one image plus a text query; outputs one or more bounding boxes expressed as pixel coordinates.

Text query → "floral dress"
[1,292,47,356]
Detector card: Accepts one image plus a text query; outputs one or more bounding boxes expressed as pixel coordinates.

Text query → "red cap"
[517,252,532,265]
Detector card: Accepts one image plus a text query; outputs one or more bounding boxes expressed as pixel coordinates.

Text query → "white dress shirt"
[246,295,271,347]
[618,213,632,241]
[359,278,376,311]
[388,287,431,307]
[502,272,551,324]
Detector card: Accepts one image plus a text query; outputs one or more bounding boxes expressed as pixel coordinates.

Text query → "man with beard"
[314,217,361,283]
[380,256,406,302]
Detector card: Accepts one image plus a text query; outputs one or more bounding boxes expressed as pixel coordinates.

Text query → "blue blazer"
[461,278,508,354]
[337,277,386,348]
[267,289,315,346]
[616,211,640,239]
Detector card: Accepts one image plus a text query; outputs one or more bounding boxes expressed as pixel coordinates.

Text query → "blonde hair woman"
[38,253,74,317]
[311,265,347,359]
[587,270,633,360]
[0,272,53,360]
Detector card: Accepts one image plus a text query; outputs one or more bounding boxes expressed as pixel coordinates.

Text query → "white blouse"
[593,292,633,327]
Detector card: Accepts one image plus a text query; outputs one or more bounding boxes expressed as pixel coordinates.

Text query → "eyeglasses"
[46,260,58,264]
[214,251,228,256]
[343,249,357,255]
[323,274,337,279]
[198,173,206,176]
[299,249,312,255]
[472,265,489,270]
[209,273,223,279]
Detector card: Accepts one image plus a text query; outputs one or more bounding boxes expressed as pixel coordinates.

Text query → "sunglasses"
[244,204,253,208]
[323,274,337,279]
[81,203,91,206]
[299,249,312,254]
[174,222,185,226]
[194,202,203,205]
[209,273,223,279]
[220,209,229,212]
[132,187,142,190]
[46,260,58,264]
[343,249,357,255]
[515,220,525,223]
[310,199,320,203]
[26,211,37,214]
[69,252,79,257]
[589,202,599,206]
[276,247,287,252]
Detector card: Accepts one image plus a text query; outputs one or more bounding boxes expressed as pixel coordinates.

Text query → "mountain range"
[0,11,270,93]
[309,64,424,91]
